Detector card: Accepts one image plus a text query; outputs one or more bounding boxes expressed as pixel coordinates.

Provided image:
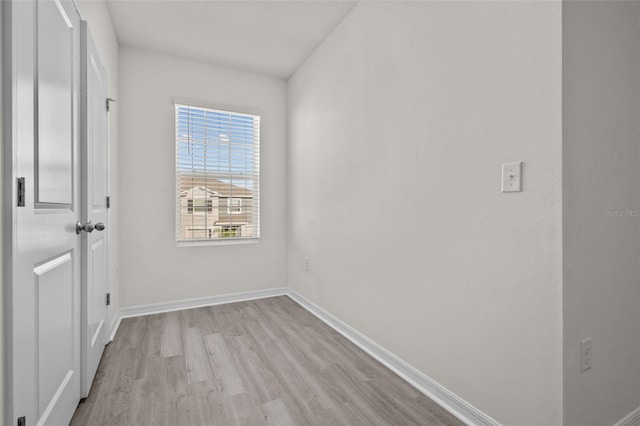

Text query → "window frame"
[174,100,261,246]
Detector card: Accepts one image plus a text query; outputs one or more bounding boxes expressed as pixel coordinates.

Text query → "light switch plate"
[501,162,522,192]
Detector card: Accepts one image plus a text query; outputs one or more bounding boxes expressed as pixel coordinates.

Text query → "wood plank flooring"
[71,296,463,426]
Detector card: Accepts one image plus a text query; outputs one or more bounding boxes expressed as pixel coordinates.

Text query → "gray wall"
[287,2,563,424]
[118,46,288,307]
[562,2,640,425]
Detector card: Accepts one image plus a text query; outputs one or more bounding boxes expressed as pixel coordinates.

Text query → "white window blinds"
[175,104,260,242]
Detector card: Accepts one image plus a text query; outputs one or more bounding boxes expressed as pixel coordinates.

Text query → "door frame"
[2,0,110,423]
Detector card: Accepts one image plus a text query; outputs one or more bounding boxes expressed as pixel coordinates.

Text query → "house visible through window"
[176,103,260,243]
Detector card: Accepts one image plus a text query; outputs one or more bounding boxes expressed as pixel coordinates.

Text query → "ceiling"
[105,0,358,79]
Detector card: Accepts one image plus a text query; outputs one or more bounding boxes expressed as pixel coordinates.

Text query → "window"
[188,198,213,214]
[220,225,241,238]
[227,198,242,214]
[176,103,260,243]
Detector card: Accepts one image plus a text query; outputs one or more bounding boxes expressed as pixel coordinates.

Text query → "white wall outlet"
[303,257,310,272]
[501,161,522,192]
[581,337,592,373]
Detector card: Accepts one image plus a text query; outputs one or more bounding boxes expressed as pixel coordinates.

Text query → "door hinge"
[106,196,111,208]
[106,293,111,306]
[17,416,25,426]
[17,178,25,207]
[106,98,116,112]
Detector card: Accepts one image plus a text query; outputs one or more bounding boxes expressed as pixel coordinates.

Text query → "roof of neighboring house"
[179,175,253,198]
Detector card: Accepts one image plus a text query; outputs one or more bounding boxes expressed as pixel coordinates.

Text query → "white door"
[8,0,82,424]
[80,21,109,397]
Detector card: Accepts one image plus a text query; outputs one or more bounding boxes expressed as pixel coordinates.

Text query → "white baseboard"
[616,406,640,426]
[108,287,287,341]
[286,288,500,426]
[109,309,122,341]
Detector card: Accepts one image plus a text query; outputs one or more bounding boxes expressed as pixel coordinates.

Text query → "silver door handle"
[76,221,105,234]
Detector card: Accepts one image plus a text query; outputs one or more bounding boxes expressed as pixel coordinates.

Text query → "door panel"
[36,0,74,207]
[10,0,82,424]
[80,21,109,397]
[35,252,74,417]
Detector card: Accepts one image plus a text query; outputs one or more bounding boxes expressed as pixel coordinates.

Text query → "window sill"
[176,238,260,248]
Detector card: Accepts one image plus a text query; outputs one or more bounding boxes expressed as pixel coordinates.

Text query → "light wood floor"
[71,296,463,426]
